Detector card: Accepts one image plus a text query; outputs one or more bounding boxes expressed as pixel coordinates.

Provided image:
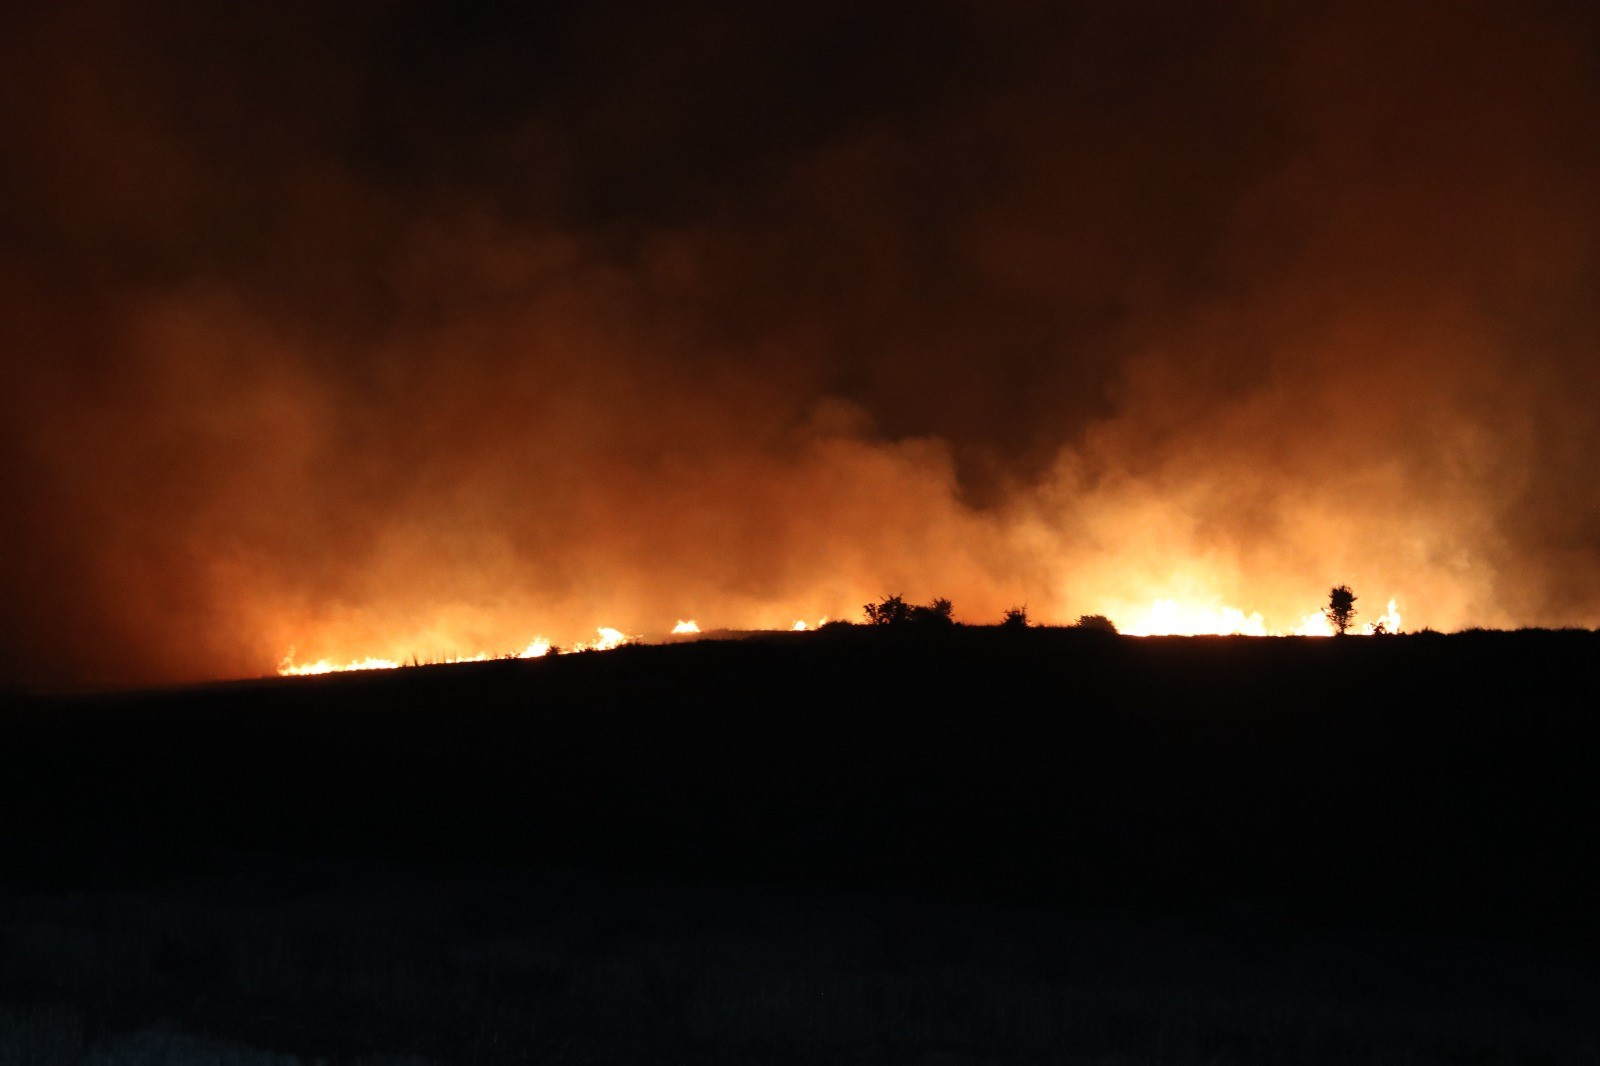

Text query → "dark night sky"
[3,0,1600,685]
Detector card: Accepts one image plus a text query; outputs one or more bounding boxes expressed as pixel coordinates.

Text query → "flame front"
[1121,599,1270,637]
[278,650,402,676]
[276,623,628,677]
[277,594,1404,679]
[278,634,555,676]
[571,626,630,653]
[1115,596,1402,637]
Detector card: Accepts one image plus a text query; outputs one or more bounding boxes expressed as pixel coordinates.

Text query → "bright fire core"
[1121,597,1402,637]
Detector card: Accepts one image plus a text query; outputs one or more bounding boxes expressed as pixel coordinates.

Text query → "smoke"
[2,0,1598,685]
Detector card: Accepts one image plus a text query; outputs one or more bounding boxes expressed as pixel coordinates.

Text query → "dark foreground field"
[2,629,1597,1063]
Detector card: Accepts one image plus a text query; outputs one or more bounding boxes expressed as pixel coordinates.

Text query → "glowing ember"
[671,620,701,634]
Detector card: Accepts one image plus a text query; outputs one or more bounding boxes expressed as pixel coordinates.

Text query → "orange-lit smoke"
[1,1,1598,686]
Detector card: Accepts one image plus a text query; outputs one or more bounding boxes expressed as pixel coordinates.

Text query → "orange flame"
[1114,596,1402,637]
[277,633,556,676]
[275,593,1401,680]
[571,626,630,653]
[277,649,402,675]
[1364,598,1403,634]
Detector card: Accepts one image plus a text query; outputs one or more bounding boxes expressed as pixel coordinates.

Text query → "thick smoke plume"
[3,1,1598,686]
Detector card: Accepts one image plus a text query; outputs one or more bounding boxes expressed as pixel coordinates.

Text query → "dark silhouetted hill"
[3,628,1597,942]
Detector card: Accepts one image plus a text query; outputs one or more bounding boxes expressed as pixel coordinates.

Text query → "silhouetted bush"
[1001,606,1029,629]
[864,595,912,626]
[1073,614,1118,634]
[864,595,955,627]
[910,597,955,627]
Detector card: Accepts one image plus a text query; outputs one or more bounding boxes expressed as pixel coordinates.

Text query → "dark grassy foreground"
[1,628,1597,1063]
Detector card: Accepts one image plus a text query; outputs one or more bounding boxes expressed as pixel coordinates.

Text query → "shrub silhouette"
[1001,605,1029,629]
[864,594,912,626]
[910,597,955,627]
[1073,614,1118,634]
[1325,585,1358,635]
[864,595,955,628]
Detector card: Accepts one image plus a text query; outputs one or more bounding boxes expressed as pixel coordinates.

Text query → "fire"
[276,622,631,677]
[277,650,402,676]
[275,597,1402,679]
[1365,597,1403,634]
[1117,596,1403,637]
[572,626,630,652]
[1292,612,1336,637]
[1122,599,1269,636]
[278,633,556,676]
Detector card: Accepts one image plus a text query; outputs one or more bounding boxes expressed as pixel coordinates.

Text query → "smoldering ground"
[3,0,1599,686]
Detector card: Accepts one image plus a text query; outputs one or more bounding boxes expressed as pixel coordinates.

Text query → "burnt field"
[2,630,1598,1062]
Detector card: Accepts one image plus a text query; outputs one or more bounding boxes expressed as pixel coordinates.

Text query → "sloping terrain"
[5,629,1599,931]
[1,630,1597,1062]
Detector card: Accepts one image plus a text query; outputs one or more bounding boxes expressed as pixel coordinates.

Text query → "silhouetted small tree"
[1001,605,1029,629]
[864,594,911,626]
[1325,585,1357,635]
[1074,614,1118,634]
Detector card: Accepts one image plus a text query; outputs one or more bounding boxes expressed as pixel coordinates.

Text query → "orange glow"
[1365,598,1403,634]
[1121,599,1269,636]
[277,634,555,676]
[1292,611,1337,637]
[272,624,626,677]
[273,593,1401,679]
[572,626,630,653]
[277,650,402,675]
[1114,596,1402,637]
